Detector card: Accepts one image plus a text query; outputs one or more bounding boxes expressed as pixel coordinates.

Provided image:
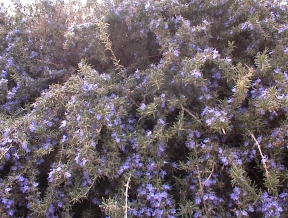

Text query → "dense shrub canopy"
[0,0,288,217]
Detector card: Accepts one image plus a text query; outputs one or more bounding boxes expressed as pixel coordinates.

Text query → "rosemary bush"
[1,0,288,217]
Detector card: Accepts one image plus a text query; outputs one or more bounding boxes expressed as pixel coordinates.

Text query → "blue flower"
[96,114,102,120]
[158,118,165,126]
[64,172,71,179]
[60,120,67,128]
[186,140,196,149]
[82,81,97,93]
[173,50,179,57]
[230,187,240,201]
[160,170,167,179]
[195,197,201,205]
[21,185,29,193]
[139,103,146,110]
[146,130,152,137]
[8,210,15,216]
[191,70,202,79]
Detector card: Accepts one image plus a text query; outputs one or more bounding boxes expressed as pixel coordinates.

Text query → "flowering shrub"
[1,0,288,217]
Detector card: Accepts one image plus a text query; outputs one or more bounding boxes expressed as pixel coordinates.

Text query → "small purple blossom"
[230,187,241,201]
[96,114,101,120]
[191,70,202,79]
[140,103,146,110]
[64,172,71,178]
[146,130,152,137]
[195,197,201,205]
[21,185,29,193]
[220,156,229,166]
[60,120,67,128]
[173,49,179,57]
[212,72,221,79]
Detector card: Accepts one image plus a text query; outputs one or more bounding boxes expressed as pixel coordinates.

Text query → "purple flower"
[157,143,165,155]
[42,142,50,150]
[75,154,87,167]
[248,205,254,212]
[235,158,243,165]
[173,50,179,57]
[241,210,248,216]
[29,121,37,133]
[163,184,171,190]
[48,170,55,182]
[146,183,154,192]
[18,175,25,182]
[82,81,97,93]
[58,201,63,207]
[61,135,68,143]
[60,120,67,128]
[8,210,15,216]
[195,197,201,205]
[230,187,240,201]
[30,51,39,58]
[47,204,55,214]
[138,187,146,196]
[278,24,288,33]
[96,114,101,120]
[212,72,221,79]
[195,130,201,138]
[172,162,177,168]
[145,208,152,216]
[64,172,71,178]
[139,103,146,110]
[4,188,11,193]
[160,170,167,178]
[159,118,165,126]
[225,57,232,62]
[21,142,30,153]
[145,2,150,11]
[21,185,29,193]
[191,70,201,79]
[2,198,14,208]
[91,141,97,148]
[259,192,283,216]
[146,130,152,137]
[186,140,196,149]
[115,137,121,143]
[230,193,239,201]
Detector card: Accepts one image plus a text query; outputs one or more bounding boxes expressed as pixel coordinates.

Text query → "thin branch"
[203,162,215,186]
[181,106,202,125]
[124,174,131,218]
[97,20,125,77]
[193,146,209,215]
[249,131,270,178]
[0,145,13,161]
[35,58,63,69]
